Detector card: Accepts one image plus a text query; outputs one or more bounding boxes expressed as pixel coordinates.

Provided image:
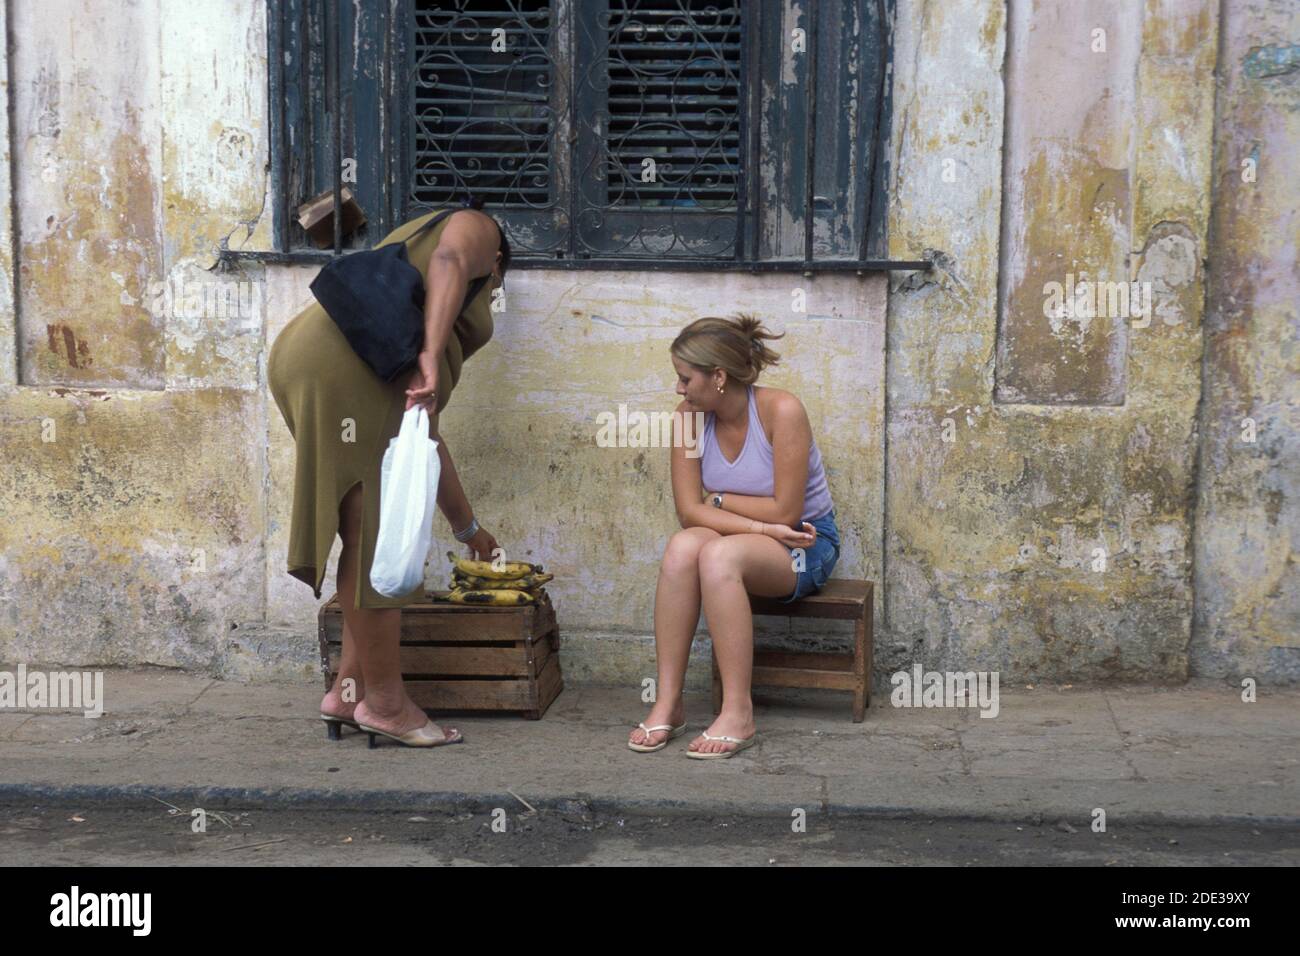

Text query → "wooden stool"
[711,578,873,722]
[319,590,562,719]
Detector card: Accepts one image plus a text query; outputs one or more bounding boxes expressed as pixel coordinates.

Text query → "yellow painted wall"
[0,0,1292,687]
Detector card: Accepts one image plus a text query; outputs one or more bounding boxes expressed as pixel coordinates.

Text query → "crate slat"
[752,665,859,691]
[535,651,563,718]
[531,630,556,672]
[329,644,533,677]
[753,650,854,673]
[405,678,533,711]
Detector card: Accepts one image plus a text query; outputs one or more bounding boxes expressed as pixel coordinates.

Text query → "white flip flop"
[628,721,687,753]
[686,730,758,759]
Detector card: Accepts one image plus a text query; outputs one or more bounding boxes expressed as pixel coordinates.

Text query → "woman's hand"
[762,521,817,550]
[463,526,500,563]
[405,348,439,411]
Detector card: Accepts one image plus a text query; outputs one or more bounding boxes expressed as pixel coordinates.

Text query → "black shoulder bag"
[309,206,492,383]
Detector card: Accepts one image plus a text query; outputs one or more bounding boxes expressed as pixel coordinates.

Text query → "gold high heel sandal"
[320,713,362,740]
[357,717,464,749]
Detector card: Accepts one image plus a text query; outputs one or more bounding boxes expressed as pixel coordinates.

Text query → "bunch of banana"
[455,571,554,591]
[447,551,544,580]
[445,551,552,606]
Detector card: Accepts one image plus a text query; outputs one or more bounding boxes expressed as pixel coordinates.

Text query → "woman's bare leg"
[320,483,367,719]
[319,611,365,719]
[332,480,456,739]
[689,534,797,754]
[629,527,720,747]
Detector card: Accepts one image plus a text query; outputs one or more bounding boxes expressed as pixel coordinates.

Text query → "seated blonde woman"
[628,314,840,758]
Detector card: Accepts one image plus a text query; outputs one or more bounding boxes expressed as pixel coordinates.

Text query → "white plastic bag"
[370,405,441,597]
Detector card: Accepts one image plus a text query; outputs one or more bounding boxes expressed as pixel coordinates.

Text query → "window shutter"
[274,0,403,249]
[409,0,555,209]
[756,0,891,261]
[403,0,569,255]
[266,0,896,265]
[572,0,745,258]
[604,1,742,209]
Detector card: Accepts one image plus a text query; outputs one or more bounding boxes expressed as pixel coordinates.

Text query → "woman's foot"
[628,697,686,749]
[354,697,457,742]
[688,710,756,755]
[320,680,362,722]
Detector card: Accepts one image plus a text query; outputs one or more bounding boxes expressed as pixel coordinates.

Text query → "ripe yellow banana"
[446,551,543,580]
[448,582,545,602]
[453,570,553,591]
[447,587,534,606]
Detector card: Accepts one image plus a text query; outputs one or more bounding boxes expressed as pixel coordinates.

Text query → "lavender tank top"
[699,385,833,523]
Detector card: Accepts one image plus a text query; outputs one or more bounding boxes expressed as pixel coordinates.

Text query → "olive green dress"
[267,208,501,609]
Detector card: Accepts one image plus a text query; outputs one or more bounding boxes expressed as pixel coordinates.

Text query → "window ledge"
[217,248,933,274]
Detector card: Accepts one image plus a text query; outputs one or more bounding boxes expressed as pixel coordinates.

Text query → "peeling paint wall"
[996,0,1141,406]
[15,0,166,386]
[0,0,1293,687]
[1196,0,1299,682]
[886,0,1217,683]
[2,0,275,677]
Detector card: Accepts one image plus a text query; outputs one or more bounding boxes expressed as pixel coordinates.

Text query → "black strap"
[396,206,494,313]
[379,207,456,250]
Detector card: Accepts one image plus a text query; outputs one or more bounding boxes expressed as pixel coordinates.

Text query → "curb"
[0,782,1295,830]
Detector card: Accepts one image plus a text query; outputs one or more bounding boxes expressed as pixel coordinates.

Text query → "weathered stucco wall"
[1,0,273,676]
[1195,0,1299,682]
[0,0,1293,687]
[884,0,1221,683]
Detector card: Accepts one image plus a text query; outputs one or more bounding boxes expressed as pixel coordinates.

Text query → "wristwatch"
[710,493,724,508]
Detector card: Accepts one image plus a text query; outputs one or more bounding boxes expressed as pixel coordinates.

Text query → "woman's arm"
[670,402,776,535]
[431,425,499,560]
[431,427,472,532]
[714,491,787,523]
[421,210,500,363]
[710,392,812,527]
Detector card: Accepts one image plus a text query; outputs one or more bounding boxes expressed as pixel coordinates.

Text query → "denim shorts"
[781,509,841,603]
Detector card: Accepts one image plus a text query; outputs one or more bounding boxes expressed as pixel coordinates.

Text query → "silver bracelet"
[453,516,480,542]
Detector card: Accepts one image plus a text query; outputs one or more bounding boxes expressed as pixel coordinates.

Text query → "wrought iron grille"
[253,0,930,273]
[410,0,555,209]
[564,0,743,258]
[603,3,741,210]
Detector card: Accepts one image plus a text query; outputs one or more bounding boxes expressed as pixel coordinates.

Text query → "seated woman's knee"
[661,527,713,576]
[698,536,745,584]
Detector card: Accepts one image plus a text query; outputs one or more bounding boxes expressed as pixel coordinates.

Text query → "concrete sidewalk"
[0,671,1296,826]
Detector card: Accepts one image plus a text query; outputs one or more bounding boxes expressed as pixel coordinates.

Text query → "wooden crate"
[712,578,874,722]
[317,590,562,719]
